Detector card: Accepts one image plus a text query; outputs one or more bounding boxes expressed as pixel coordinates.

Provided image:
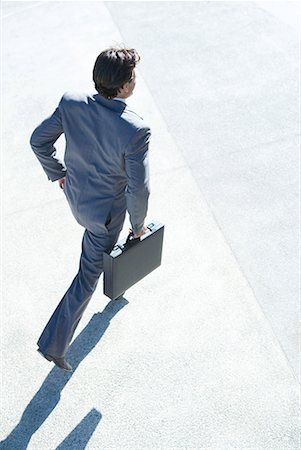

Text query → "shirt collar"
[94,93,127,112]
[113,97,127,104]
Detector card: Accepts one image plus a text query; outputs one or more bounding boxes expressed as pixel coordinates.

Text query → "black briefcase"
[103,220,164,300]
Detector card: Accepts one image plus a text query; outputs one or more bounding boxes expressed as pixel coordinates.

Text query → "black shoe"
[37,349,72,372]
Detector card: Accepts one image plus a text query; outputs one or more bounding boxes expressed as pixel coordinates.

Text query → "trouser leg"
[37,202,126,358]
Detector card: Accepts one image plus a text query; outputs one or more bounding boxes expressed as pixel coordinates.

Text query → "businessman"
[30,46,151,372]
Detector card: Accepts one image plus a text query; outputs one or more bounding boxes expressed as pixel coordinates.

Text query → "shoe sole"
[37,349,53,362]
[37,349,72,372]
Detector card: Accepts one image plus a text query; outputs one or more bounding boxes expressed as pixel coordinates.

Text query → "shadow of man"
[55,408,102,450]
[0,297,128,450]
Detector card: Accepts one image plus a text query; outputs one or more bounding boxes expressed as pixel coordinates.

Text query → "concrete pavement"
[105,0,300,383]
[1,1,300,449]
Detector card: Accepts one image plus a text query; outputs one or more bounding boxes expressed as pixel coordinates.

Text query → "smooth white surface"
[255,1,300,32]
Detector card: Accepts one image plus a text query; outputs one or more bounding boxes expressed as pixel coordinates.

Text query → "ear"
[118,82,128,95]
[122,80,131,93]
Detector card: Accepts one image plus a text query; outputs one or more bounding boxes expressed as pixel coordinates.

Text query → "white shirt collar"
[113,97,127,104]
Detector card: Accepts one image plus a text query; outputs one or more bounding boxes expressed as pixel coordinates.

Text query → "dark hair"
[93,45,140,99]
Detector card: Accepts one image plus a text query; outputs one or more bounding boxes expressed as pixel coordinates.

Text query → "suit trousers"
[37,195,127,358]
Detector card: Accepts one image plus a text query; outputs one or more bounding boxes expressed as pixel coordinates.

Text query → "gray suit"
[30,91,151,358]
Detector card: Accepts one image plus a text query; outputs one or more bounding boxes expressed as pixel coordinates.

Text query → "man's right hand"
[130,224,148,239]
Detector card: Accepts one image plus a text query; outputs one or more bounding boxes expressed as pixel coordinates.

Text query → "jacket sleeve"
[29,99,67,182]
[124,127,151,234]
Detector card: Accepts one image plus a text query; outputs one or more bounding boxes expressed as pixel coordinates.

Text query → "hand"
[129,225,148,239]
[58,177,66,189]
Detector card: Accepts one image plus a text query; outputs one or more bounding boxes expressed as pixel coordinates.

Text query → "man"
[30,46,151,372]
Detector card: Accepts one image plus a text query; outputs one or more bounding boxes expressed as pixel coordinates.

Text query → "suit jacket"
[30,91,151,234]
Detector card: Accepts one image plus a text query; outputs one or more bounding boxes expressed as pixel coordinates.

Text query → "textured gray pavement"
[105,0,300,381]
[1,1,300,449]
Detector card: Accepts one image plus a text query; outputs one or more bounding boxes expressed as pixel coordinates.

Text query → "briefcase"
[103,220,164,300]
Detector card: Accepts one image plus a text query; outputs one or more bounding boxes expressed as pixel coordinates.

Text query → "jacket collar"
[93,93,127,113]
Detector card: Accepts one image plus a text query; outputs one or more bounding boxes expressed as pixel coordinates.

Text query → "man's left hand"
[58,177,65,189]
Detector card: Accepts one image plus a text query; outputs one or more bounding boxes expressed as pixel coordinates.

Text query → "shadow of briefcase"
[103,220,164,300]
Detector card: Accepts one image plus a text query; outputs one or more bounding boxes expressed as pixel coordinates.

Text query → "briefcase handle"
[123,222,160,250]
[124,231,141,249]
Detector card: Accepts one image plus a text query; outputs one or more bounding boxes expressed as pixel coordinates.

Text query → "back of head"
[93,45,140,99]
